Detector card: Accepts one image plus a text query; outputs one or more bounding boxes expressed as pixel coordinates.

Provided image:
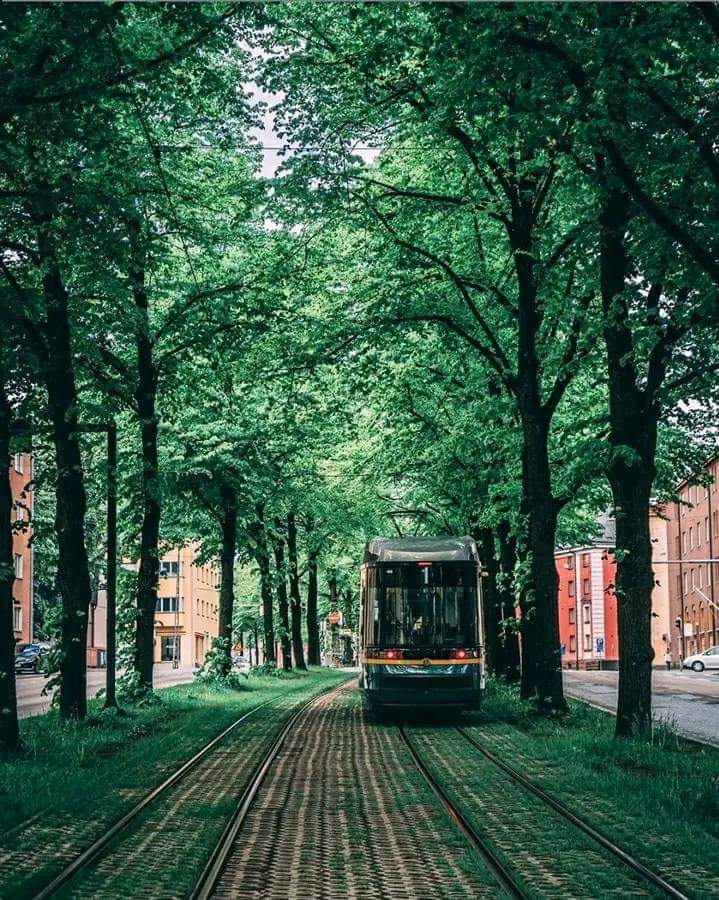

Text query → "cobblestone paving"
[461,721,719,900]
[213,685,501,900]
[406,726,659,900]
[59,692,320,899]
[0,712,205,896]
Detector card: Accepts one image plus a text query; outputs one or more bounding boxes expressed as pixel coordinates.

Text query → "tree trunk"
[496,522,521,684]
[272,530,292,671]
[478,528,503,678]
[517,411,564,708]
[306,544,321,666]
[509,194,567,711]
[132,261,161,690]
[217,485,237,669]
[600,183,656,736]
[0,384,20,750]
[252,505,275,665]
[342,587,353,665]
[37,218,92,719]
[286,512,306,670]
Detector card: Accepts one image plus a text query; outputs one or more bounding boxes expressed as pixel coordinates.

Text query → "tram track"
[31,698,275,900]
[189,684,343,900]
[454,726,690,900]
[28,680,348,900]
[398,724,527,900]
[400,722,693,900]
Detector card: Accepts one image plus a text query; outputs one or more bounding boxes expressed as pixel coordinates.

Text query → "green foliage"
[195,638,249,690]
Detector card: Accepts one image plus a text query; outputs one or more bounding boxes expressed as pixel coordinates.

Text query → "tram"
[358,536,484,710]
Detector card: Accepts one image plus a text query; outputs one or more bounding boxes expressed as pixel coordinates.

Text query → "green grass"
[466,680,719,897]
[0,668,348,840]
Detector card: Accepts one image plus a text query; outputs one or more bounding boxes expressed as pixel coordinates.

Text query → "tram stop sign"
[327,611,341,626]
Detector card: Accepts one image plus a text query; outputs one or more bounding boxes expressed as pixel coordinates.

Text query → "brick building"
[667,456,719,662]
[556,514,618,669]
[10,452,33,647]
[556,508,673,669]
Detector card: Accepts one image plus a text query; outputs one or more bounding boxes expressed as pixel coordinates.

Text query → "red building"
[10,453,33,647]
[668,455,719,661]
[556,514,618,669]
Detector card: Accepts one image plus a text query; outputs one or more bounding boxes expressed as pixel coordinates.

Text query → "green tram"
[358,536,485,710]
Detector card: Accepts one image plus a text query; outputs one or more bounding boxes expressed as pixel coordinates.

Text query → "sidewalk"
[563,668,719,748]
[15,663,196,719]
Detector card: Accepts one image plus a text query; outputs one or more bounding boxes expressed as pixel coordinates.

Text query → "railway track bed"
[401,723,692,900]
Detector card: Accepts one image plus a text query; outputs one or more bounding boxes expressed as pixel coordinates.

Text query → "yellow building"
[153,543,220,667]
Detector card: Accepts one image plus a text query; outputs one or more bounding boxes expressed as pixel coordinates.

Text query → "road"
[15,663,196,719]
[563,668,719,747]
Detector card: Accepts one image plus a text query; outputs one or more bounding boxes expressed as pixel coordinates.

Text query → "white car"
[682,646,719,672]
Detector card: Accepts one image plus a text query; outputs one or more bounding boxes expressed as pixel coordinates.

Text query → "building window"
[583,604,591,624]
[569,635,576,652]
[159,561,179,578]
[682,531,687,552]
[583,634,592,652]
[582,553,590,567]
[13,553,23,579]
[568,579,575,597]
[160,635,181,662]
[706,517,710,543]
[689,527,694,549]
[583,578,590,597]
[12,604,22,633]
[13,453,23,474]
[156,596,181,613]
[677,574,682,597]
[684,572,689,594]
[714,510,719,537]
[569,608,576,625]
[697,523,702,547]
[691,568,696,589]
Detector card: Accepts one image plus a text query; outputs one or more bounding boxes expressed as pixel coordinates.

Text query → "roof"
[363,536,479,564]
[555,511,616,555]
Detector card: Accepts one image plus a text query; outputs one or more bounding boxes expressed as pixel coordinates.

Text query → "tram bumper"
[365,663,481,709]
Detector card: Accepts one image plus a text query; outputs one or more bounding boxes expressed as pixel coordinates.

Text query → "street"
[14,663,196,719]
[564,668,719,747]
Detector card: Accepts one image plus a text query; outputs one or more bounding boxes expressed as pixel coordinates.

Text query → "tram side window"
[367,565,380,645]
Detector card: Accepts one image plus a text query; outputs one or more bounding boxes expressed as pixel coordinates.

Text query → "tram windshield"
[377,563,477,647]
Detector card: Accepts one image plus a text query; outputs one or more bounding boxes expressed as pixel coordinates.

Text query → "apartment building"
[555,507,672,669]
[556,514,618,669]
[10,452,33,647]
[667,455,719,661]
[152,543,220,667]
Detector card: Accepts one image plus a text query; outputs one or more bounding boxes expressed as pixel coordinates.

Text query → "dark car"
[14,643,48,675]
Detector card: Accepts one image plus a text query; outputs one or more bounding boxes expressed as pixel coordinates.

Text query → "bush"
[196,638,248,690]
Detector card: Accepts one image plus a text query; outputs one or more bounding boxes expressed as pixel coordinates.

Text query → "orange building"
[667,456,719,661]
[151,544,220,667]
[10,453,33,647]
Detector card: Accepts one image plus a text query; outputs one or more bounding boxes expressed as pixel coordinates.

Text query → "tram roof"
[363,536,479,563]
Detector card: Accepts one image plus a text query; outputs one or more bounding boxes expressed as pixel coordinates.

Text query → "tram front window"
[378,563,476,647]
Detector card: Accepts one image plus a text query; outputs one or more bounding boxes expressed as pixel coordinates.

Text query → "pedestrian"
[664,648,672,671]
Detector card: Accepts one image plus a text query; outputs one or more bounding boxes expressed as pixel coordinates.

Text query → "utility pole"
[173,547,181,669]
[103,423,119,711]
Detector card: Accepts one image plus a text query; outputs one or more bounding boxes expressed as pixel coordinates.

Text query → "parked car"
[682,646,719,672]
[14,643,49,675]
[231,653,251,673]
